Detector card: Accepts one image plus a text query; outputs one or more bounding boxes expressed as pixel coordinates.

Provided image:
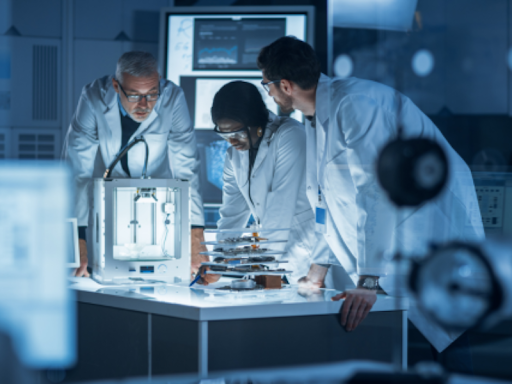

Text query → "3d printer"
[91,136,191,284]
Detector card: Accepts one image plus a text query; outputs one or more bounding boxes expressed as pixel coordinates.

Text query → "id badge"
[315,186,327,234]
[315,206,327,234]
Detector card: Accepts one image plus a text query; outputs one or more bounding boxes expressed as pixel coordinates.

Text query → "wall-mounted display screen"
[193,18,286,71]
[164,9,310,129]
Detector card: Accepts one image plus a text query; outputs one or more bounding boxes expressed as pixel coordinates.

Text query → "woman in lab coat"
[210,81,316,284]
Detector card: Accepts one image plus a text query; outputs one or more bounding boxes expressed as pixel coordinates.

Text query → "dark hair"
[211,81,269,129]
[257,36,321,90]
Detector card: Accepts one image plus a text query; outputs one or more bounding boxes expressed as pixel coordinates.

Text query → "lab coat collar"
[102,81,123,170]
[315,74,331,130]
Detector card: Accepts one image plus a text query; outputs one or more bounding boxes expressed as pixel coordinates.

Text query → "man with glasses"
[257,37,483,373]
[64,51,207,279]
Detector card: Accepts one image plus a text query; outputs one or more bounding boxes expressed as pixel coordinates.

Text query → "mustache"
[132,108,151,113]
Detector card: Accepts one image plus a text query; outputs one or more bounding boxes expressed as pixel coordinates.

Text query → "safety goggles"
[213,125,248,141]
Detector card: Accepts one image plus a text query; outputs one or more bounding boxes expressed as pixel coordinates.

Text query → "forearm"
[306,263,329,286]
[191,227,208,260]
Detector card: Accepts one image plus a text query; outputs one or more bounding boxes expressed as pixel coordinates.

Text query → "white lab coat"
[306,74,484,352]
[217,111,316,283]
[63,75,204,227]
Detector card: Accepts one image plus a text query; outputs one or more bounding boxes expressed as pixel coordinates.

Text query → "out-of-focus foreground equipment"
[410,238,512,331]
[0,161,75,382]
[377,136,449,207]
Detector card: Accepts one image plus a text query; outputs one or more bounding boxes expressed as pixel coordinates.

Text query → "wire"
[161,214,172,258]
[103,136,149,179]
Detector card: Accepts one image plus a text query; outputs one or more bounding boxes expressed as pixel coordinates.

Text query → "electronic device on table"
[199,225,292,290]
[91,137,191,285]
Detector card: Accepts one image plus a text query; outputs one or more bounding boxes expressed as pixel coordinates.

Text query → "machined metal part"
[209,256,279,264]
[231,279,257,289]
[205,227,290,234]
[201,239,287,246]
[204,270,291,277]
[200,248,286,257]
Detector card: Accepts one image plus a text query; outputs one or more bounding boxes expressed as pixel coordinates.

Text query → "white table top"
[70,277,408,321]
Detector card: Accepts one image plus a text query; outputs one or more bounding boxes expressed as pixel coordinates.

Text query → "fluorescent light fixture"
[332,0,418,32]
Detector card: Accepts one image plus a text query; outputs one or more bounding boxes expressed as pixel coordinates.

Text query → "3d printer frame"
[92,178,191,284]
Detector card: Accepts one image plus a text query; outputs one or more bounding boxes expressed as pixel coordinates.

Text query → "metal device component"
[231,279,257,289]
[92,178,191,284]
[377,136,449,207]
[410,241,504,330]
[200,226,291,290]
[134,188,158,203]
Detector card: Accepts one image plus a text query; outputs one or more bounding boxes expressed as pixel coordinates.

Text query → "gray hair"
[115,51,159,84]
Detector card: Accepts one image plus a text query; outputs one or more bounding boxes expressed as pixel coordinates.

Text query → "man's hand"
[74,239,90,277]
[191,228,220,286]
[332,288,377,331]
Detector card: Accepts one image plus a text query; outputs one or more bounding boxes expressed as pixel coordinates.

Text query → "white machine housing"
[92,178,191,284]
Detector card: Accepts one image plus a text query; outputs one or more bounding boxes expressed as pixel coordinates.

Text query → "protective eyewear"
[117,80,160,103]
[261,79,281,93]
[214,125,248,141]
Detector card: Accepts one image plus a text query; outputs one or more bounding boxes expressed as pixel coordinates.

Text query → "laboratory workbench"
[64,277,408,383]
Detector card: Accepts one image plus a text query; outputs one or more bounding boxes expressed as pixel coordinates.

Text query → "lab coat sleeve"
[166,88,205,226]
[309,232,331,265]
[217,153,252,232]
[337,94,399,276]
[64,90,99,227]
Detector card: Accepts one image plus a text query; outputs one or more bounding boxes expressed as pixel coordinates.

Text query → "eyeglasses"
[261,79,281,93]
[213,125,248,141]
[117,80,160,103]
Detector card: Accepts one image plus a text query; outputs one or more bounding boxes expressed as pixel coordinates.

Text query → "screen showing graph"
[193,18,286,70]
[165,12,307,86]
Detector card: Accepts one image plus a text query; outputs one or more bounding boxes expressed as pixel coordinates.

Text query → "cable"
[103,136,149,179]
[160,214,172,258]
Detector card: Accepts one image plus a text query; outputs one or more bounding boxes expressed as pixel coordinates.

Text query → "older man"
[64,51,207,278]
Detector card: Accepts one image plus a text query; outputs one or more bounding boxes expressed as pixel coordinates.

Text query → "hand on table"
[74,239,90,277]
[190,228,220,286]
[332,288,377,332]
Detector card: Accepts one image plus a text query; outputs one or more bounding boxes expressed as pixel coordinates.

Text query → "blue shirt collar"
[118,94,128,117]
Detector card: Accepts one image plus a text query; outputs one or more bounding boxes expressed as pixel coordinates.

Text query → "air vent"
[0,133,6,159]
[0,128,11,159]
[16,132,57,160]
[32,45,58,121]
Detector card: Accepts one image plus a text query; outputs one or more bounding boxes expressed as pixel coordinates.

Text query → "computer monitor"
[159,6,315,129]
[66,218,80,269]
